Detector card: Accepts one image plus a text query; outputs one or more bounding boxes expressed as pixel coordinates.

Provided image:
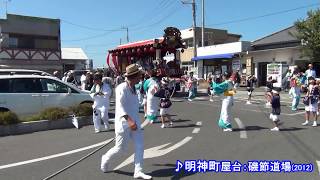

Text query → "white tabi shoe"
[312,121,317,127]
[270,127,279,131]
[133,171,152,179]
[302,121,309,126]
[223,128,233,132]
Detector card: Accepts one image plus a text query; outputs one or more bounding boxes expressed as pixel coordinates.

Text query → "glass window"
[0,79,10,93]
[11,78,42,93]
[9,37,18,48]
[40,79,69,93]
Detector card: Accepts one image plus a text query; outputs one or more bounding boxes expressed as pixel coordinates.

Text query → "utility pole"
[5,0,11,15]
[122,27,129,43]
[120,38,122,45]
[201,0,205,47]
[181,0,197,67]
[126,27,129,43]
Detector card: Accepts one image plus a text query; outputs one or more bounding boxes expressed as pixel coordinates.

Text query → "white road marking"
[196,121,202,126]
[234,118,247,139]
[114,136,193,170]
[190,100,304,116]
[192,128,200,134]
[0,138,114,170]
[282,111,305,116]
[316,161,320,175]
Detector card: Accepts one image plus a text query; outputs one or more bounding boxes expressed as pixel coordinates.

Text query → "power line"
[61,19,123,32]
[127,0,175,28]
[131,3,181,32]
[207,3,319,26]
[61,31,116,42]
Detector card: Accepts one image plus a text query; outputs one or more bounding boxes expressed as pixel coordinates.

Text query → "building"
[0,14,91,73]
[0,14,61,73]
[246,25,312,86]
[61,48,92,71]
[179,27,241,77]
[193,41,251,79]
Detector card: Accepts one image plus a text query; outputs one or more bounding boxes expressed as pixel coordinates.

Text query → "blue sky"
[0,0,319,67]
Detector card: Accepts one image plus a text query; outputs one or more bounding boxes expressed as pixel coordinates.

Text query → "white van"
[0,69,52,76]
[0,74,93,118]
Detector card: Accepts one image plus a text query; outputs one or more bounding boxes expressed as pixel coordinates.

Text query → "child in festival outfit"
[154,77,174,128]
[246,75,256,105]
[208,77,214,102]
[270,88,281,131]
[143,70,160,123]
[302,77,319,127]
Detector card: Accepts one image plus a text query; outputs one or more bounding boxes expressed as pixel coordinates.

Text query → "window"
[0,79,10,93]
[9,37,18,48]
[40,79,69,93]
[11,78,42,93]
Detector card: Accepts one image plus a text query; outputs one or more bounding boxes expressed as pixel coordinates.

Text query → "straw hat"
[124,64,142,77]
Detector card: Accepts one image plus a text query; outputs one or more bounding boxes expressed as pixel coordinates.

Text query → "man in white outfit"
[90,73,111,133]
[100,64,152,179]
[305,63,316,81]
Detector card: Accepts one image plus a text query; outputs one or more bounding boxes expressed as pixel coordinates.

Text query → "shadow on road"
[151,163,196,179]
[233,126,268,132]
[170,124,197,129]
[278,127,306,131]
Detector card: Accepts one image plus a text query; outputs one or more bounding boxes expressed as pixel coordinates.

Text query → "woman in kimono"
[212,72,236,132]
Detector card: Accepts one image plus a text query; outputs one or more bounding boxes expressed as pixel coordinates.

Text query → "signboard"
[246,57,253,75]
[221,65,227,74]
[267,63,289,88]
[232,59,241,71]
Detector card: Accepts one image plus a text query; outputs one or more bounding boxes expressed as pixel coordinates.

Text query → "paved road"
[0,92,319,180]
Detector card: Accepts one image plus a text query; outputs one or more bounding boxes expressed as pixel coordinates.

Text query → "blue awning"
[191,53,234,61]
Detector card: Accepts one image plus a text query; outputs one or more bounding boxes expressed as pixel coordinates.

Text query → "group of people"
[81,63,319,179]
[99,64,176,179]
[284,64,319,127]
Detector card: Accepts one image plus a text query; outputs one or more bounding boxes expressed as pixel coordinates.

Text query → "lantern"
[126,49,131,55]
[137,48,142,54]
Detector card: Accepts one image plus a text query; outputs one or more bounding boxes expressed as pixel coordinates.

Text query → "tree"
[294,9,320,62]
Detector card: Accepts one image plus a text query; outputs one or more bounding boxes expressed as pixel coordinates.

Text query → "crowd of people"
[53,63,318,179]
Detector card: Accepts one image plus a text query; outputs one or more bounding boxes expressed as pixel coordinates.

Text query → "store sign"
[232,59,241,71]
[221,65,227,74]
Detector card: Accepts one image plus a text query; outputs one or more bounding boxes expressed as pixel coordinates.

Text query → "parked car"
[66,70,90,86]
[0,69,52,76]
[0,74,93,118]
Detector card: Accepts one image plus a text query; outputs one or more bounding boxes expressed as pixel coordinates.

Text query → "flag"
[71,115,79,129]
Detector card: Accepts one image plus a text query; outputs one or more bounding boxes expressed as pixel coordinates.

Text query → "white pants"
[220,96,233,125]
[93,106,109,131]
[101,128,144,174]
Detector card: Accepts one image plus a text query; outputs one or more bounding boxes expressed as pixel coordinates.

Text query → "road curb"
[0,116,93,137]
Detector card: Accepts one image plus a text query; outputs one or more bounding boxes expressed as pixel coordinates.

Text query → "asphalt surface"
[0,91,320,180]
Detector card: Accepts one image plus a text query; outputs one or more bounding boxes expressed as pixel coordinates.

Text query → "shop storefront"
[192,41,251,79]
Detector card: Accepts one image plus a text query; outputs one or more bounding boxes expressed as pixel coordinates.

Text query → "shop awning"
[191,53,234,61]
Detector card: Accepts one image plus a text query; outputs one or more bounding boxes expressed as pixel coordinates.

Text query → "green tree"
[294,9,320,62]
